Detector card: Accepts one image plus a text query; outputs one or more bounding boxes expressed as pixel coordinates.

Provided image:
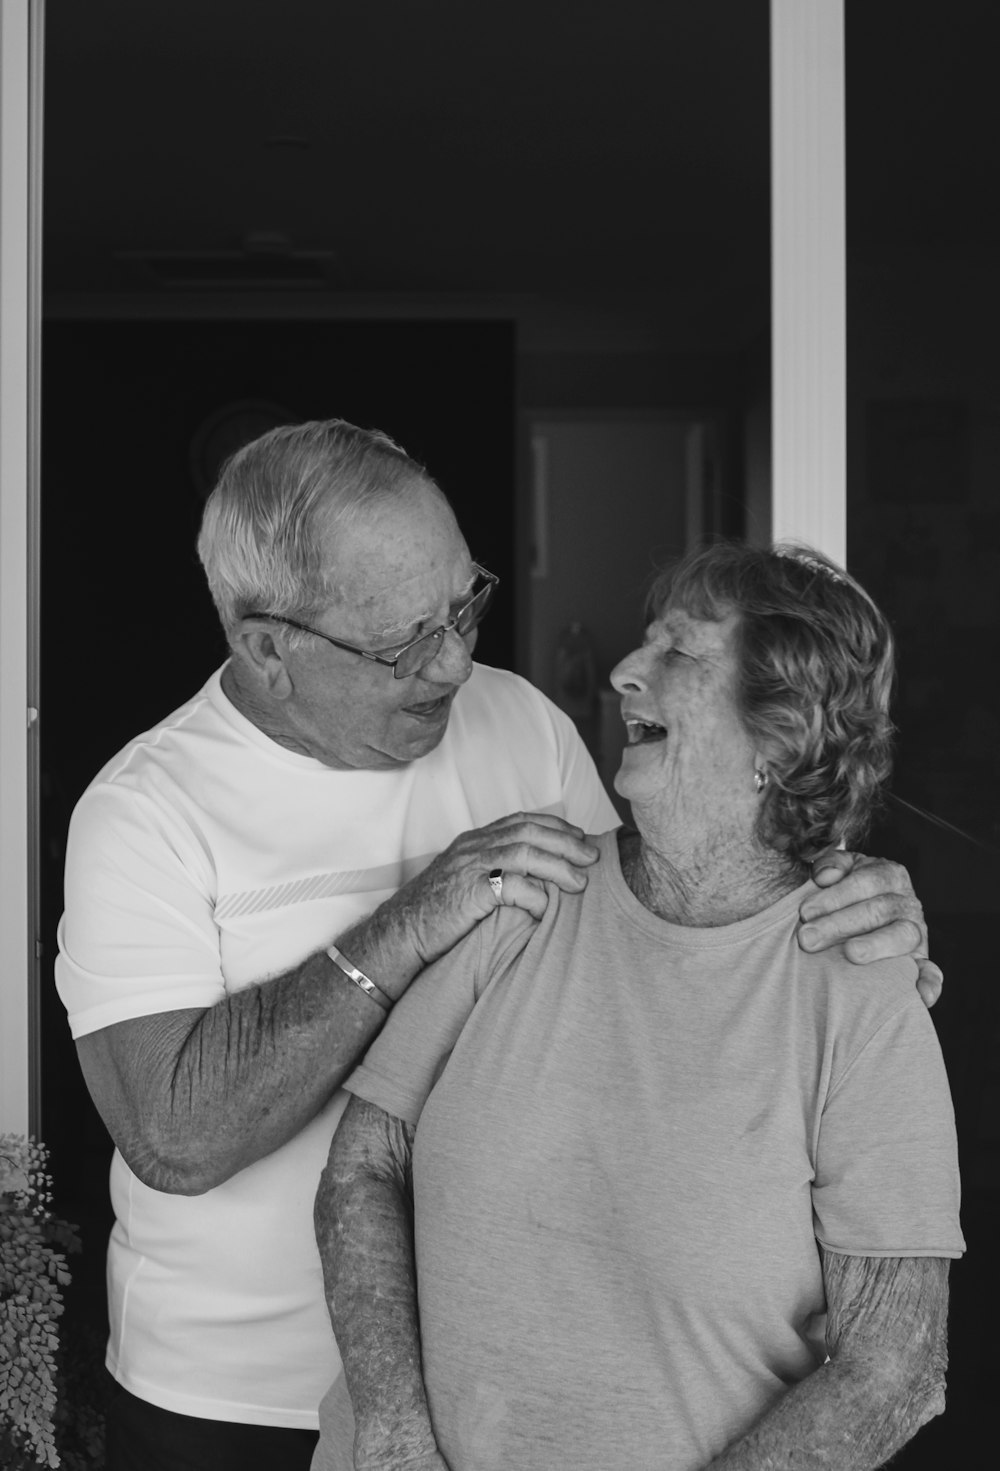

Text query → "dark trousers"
[105,1379,320,1471]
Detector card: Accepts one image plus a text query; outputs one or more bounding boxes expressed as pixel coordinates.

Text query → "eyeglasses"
[245,565,499,679]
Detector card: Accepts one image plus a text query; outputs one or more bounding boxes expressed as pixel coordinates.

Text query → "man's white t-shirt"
[55,661,617,1427]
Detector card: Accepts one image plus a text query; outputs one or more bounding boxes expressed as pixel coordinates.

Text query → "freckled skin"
[611,609,798,926]
[613,609,757,828]
[225,481,481,772]
[317,603,951,1470]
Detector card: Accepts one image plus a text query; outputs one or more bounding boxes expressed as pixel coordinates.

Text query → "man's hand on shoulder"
[798,851,943,1008]
[382,811,600,970]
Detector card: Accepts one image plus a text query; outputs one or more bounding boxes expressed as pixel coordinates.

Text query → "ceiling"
[41,0,771,350]
[41,1,993,352]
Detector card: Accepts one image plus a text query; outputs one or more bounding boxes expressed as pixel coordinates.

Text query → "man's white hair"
[196,418,435,646]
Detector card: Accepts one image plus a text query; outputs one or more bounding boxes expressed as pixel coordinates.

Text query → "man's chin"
[401,713,452,759]
[383,694,455,763]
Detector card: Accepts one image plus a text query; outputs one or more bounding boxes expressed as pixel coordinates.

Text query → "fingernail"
[800,924,819,949]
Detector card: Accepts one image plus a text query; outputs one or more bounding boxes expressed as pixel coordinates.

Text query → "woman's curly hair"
[647,542,896,862]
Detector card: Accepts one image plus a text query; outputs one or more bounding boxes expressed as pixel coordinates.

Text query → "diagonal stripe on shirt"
[214,852,437,920]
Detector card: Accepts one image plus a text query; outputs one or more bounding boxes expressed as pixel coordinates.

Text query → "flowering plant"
[0,1135,80,1468]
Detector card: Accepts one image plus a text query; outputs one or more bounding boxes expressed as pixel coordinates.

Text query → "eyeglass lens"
[395,576,495,677]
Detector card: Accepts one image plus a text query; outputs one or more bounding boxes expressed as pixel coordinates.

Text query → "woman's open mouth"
[625,719,667,745]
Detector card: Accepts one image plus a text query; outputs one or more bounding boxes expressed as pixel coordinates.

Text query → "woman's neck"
[618,826,803,927]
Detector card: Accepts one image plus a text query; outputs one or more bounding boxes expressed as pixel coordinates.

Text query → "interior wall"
[526,416,690,694]
[742,335,772,546]
[524,414,690,802]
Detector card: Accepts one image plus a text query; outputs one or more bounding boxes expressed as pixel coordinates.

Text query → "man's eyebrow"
[373,570,479,643]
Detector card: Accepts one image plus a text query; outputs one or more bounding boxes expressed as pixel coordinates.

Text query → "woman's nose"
[609,648,647,694]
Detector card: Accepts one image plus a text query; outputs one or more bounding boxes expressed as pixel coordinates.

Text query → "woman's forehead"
[649,603,739,650]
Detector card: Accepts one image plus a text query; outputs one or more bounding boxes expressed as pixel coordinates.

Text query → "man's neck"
[220,660,315,758]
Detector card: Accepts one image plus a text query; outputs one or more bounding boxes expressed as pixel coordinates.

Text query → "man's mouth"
[625,719,667,746]
[403,693,453,719]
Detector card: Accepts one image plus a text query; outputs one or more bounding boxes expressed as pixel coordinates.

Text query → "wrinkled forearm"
[316,1099,441,1470]
[704,1355,943,1470]
[705,1253,950,1471]
[76,897,429,1195]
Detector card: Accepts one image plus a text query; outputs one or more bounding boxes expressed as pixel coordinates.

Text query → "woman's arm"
[315,1095,449,1471]
[704,1250,949,1470]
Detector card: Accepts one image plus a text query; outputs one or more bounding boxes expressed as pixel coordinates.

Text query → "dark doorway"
[38,315,515,1385]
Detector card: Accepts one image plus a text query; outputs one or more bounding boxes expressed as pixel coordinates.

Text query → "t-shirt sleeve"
[345,907,537,1125]
[55,781,226,1038]
[812,997,965,1258]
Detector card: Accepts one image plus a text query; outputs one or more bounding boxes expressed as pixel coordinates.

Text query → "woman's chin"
[613,742,661,801]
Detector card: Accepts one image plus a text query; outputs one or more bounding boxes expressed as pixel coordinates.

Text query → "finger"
[801,891,924,944]
[799,895,924,954]
[486,870,550,921]
[444,832,597,893]
[840,918,925,965]
[800,855,914,917]
[916,959,944,1009]
[494,838,599,894]
[479,811,588,841]
[805,876,923,923]
[490,821,599,868]
[809,847,854,887]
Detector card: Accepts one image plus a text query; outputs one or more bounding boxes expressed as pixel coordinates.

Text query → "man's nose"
[419,626,474,685]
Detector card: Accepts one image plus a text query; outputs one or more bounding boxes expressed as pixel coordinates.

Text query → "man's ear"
[231,625,295,700]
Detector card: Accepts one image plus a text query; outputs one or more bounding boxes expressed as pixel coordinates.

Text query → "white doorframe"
[0,0,44,1135]
[770,0,846,565]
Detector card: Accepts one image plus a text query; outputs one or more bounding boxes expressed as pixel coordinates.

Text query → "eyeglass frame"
[243,564,499,679]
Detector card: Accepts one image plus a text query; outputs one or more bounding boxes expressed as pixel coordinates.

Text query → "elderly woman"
[313,543,964,1471]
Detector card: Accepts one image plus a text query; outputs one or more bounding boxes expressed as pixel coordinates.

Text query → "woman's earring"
[753,767,768,794]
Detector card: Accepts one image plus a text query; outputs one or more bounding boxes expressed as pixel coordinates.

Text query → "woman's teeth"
[626,720,667,745]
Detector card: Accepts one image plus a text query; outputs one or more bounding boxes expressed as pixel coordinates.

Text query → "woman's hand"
[798,851,942,1006]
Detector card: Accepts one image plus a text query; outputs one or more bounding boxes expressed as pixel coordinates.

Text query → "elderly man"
[55,419,934,1471]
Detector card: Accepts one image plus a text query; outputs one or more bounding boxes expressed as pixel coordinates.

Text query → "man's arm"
[801,852,942,1006]
[704,1251,949,1471]
[74,810,597,1196]
[314,1096,447,1471]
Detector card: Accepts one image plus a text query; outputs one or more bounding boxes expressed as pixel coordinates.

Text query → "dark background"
[38,312,517,1259]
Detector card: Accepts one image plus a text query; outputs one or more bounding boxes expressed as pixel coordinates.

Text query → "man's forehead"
[370,562,478,640]
[322,484,475,635]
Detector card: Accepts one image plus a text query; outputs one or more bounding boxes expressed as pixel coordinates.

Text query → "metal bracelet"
[326,944,393,1013]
